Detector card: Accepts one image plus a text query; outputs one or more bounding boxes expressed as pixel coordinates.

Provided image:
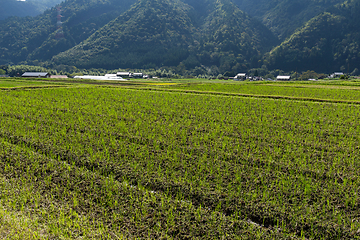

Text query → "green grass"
[0,204,47,240]
[1,80,360,238]
[0,78,71,89]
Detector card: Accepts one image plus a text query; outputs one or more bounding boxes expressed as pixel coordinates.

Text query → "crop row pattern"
[0,87,360,238]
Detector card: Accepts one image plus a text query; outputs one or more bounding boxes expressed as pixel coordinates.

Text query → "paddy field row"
[0,80,359,239]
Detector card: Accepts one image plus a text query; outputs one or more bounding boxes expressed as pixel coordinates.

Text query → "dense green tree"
[0,0,136,64]
[52,0,277,71]
[298,70,322,80]
[231,0,342,40]
[1,0,359,74]
[265,0,360,73]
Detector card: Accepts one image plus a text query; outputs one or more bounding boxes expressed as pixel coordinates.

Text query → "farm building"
[22,72,50,78]
[329,72,344,78]
[131,73,143,78]
[117,72,131,78]
[277,75,291,81]
[234,73,247,80]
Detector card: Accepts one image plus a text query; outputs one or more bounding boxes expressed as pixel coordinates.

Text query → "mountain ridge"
[51,0,278,71]
[53,0,196,69]
[231,0,343,40]
[265,0,360,73]
[1,0,360,74]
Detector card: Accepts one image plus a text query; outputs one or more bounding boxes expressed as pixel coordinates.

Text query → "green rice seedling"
[1,83,360,238]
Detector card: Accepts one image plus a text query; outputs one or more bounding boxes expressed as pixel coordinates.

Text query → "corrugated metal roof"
[22,72,49,77]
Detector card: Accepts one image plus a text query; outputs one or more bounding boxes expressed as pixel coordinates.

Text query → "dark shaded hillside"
[52,0,196,69]
[197,0,278,72]
[231,0,342,39]
[265,0,360,73]
[0,14,54,65]
[0,0,136,65]
[2,0,357,74]
[53,0,278,71]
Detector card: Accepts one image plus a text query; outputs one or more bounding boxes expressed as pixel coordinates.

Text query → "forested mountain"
[265,0,360,73]
[0,0,136,65]
[231,0,342,40]
[52,0,195,69]
[52,0,278,71]
[1,0,360,74]
[187,0,278,72]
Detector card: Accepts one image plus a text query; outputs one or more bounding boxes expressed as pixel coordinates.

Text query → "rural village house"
[277,75,291,81]
[329,72,344,78]
[234,73,247,80]
[117,72,131,78]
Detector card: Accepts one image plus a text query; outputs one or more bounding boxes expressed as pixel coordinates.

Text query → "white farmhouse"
[117,72,131,78]
[329,72,344,78]
[234,73,246,80]
[277,75,291,81]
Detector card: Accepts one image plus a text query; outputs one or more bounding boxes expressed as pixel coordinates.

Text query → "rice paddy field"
[0,79,70,89]
[1,78,360,239]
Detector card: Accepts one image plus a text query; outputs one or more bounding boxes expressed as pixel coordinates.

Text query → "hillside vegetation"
[0,0,136,65]
[52,0,196,69]
[53,0,278,71]
[1,0,360,74]
[231,0,342,40]
[266,0,360,73]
